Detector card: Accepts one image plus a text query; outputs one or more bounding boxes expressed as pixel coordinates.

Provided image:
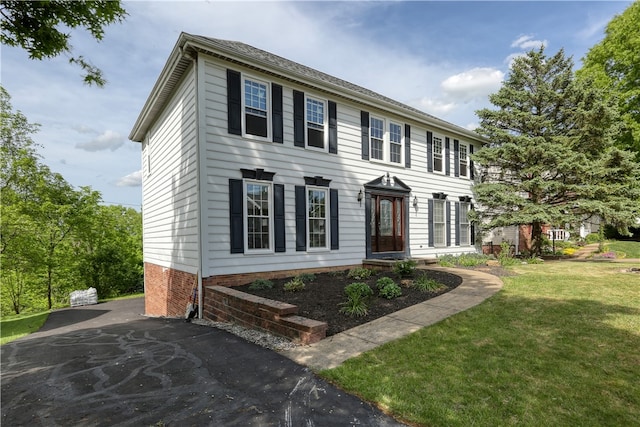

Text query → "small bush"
[584,232,600,245]
[283,277,305,292]
[393,259,417,277]
[524,256,544,264]
[347,267,373,280]
[339,282,373,317]
[248,278,274,290]
[456,253,491,267]
[377,277,402,299]
[498,242,519,266]
[297,273,316,282]
[414,275,445,292]
[437,254,457,268]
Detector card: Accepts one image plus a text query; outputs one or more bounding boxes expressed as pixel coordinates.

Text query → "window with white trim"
[433,135,443,173]
[459,143,468,177]
[459,202,470,245]
[389,122,402,164]
[245,181,272,251]
[433,199,446,247]
[370,116,384,160]
[308,187,328,249]
[243,77,270,138]
[306,97,326,149]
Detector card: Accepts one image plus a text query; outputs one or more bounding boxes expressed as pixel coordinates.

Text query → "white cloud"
[76,130,124,152]
[412,97,458,115]
[441,68,504,102]
[511,35,547,50]
[116,170,142,187]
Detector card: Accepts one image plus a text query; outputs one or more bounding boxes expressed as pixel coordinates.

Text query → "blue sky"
[1,0,633,209]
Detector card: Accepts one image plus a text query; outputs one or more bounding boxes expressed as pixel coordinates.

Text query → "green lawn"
[0,312,49,345]
[608,240,640,259]
[321,261,640,427]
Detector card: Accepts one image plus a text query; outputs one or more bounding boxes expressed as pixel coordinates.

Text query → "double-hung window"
[459,143,468,177]
[433,135,444,173]
[244,78,269,138]
[370,116,384,161]
[389,122,403,164]
[306,97,326,149]
[307,187,328,249]
[459,202,470,245]
[433,200,446,247]
[245,181,272,251]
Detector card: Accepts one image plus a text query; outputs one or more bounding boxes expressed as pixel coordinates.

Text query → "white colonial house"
[129,33,485,317]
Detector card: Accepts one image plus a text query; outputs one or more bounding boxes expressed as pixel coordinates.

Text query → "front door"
[371,194,405,253]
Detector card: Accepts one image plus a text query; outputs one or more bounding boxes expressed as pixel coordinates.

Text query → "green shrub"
[437,254,457,268]
[377,277,402,299]
[248,278,274,290]
[413,275,445,292]
[297,273,316,282]
[498,242,519,266]
[339,282,373,317]
[283,277,305,292]
[393,259,417,277]
[347,267,373,280]
[524,256,544,264]
[456,253,491,267]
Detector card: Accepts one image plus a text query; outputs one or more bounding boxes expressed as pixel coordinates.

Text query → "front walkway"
[281,267,503,371]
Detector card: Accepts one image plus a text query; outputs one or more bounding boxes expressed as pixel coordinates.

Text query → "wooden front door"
[371,194,405,253]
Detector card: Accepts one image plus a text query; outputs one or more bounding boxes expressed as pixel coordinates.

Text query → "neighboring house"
[129,33,485,317]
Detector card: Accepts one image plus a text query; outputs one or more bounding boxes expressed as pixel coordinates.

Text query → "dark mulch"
[235,269,463,336]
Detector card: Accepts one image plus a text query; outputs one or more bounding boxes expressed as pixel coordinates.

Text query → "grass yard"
[607,240,640,259]
[0,312,49,345]
[321,261,640,427]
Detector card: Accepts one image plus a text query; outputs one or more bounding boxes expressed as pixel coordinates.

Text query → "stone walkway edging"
[281,266,504,371]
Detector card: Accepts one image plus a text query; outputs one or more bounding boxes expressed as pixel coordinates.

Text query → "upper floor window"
[306,97,326,149]
[308,187,328,249]
[433,135,444,173]
[459,143,468,177]
[245,181,272,251]
[389,122,402,164]
[370,116,384,160]
[244,78,270,138]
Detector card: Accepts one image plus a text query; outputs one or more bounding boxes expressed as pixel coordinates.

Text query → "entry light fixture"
[413,196,419,208]
[357,189,363,205]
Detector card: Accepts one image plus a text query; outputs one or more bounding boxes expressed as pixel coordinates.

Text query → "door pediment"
[364,173,411,194]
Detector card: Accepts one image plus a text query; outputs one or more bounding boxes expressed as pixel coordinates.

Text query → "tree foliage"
[472,48,640,255]
[577,1,640,159]
[0,0,127,86]
[1,87,142,315]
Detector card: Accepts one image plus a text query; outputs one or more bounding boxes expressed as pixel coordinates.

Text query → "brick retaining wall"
[203,286,328,344]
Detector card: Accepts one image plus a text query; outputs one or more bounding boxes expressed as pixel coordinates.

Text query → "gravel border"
[192,318,299,351]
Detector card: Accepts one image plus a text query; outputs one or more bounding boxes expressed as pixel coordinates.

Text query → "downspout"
[185,44,205,318]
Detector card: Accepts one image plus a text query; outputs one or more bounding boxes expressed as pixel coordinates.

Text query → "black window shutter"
[470,144,475,180]
[293,90,305,147]
[428,199,434,247]
[330,189,339,250]
[446,201,451,247]
[454,139,460,177]
[470,203,475,245]
[229,179,244,253]
[427,131,433,172]
[404,124,411,168]
[274,184,285,252]
[455,202,461,246]
[445,137,451,176]
[272,84,283,143]
[361,111,370,160]
[295,185,306,251]
[328,101,337,154]
[227,70,242,136]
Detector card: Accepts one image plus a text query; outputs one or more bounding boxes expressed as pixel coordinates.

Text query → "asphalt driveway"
[1,298,405,426]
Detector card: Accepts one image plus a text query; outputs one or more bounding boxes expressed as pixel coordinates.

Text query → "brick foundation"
[202,264,362,287]
[203,286,327,344]
[144,263,197,317]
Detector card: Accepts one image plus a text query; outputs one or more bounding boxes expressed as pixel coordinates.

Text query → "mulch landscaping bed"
[235,268,463,336]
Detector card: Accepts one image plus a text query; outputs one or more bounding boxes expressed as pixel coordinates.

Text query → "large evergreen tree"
[472,48,640,255]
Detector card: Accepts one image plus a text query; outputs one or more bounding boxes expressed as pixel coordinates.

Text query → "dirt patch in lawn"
[235,268,463,337]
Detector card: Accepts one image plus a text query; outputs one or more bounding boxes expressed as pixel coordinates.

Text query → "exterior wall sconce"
[413,196,419,208]
[357,189,363,205]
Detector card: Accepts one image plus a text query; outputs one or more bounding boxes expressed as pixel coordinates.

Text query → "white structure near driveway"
[129,33,485,317]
